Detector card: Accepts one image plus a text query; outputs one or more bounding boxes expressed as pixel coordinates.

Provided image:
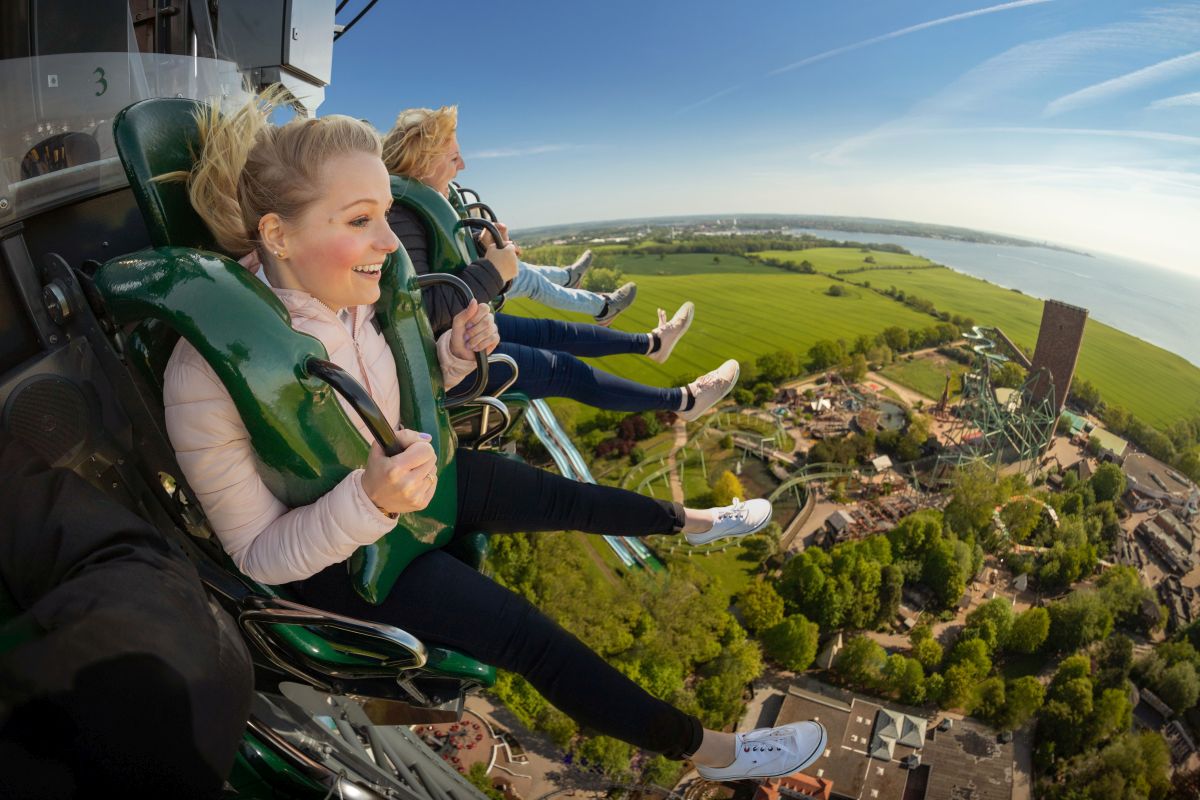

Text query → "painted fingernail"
[418,432,433,440]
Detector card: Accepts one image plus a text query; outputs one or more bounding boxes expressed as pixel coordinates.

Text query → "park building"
[1122,452,1200,520]
[767,681,1014,800]
[1136,516,1196,576]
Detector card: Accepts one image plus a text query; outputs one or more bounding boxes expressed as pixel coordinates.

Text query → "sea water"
[788,228,1200,368]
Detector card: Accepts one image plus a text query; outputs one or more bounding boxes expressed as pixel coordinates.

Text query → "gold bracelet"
[374,502,399,520]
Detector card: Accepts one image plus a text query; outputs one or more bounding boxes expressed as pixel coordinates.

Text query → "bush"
[710,470,747,506]
[582,267,625,293]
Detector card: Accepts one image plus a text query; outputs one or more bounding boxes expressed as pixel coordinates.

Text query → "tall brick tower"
[1028,299,1089,415]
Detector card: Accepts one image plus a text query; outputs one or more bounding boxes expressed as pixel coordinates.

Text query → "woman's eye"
[350,216,370,227]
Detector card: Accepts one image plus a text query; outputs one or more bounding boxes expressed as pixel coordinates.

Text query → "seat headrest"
[113,97,217,251]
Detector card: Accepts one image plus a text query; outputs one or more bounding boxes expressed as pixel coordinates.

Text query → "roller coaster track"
[938,326,1057,482]
[766,462,857,502]
[524,400,663,571]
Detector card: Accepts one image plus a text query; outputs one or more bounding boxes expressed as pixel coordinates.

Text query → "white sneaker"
[696,721,828,781]
[676,359,739,422]
[686,497,774,546]
[648,301,695,364]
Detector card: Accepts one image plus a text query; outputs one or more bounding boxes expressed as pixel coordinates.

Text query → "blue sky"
[324,1,1200,275]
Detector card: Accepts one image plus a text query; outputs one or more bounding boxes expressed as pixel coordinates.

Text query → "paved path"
[666,419,688,504]
[1012,725,1033,800]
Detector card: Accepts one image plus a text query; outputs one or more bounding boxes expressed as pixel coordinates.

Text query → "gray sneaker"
[564,250,594,289]
[677,359,740,422]
[594,282,638,327]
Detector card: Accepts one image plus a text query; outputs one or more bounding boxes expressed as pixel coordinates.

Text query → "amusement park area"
[475,296,1200,800]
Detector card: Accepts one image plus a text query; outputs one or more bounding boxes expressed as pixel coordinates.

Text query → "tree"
[710,470,747,507]
[992,361,1025,388]
[948,636,992,677]
[1000,498,1043,544]
[882,654,926,704]
[807,339,846,371]
[1095,634,1134,690]
[897,657,927,704]
[965,598,1014,653]
[834,635,886,689]
[641,755,679,788]
[880,326,909,352]
[576,735,633,780]
[841,353,869,383]
[887,509,943,559]
[1047,590,1113,651]
[1039,730,1171,799]
[913,637,943,672]
[582,267,625,293]
[762,614,820,671]
[756,350,799,384]
[1156,662,1200,713]
[1087,688,1132,748]
[943,462,1006,540]
[467,763,506,800]
[826,284,847,297]
[922,538,966,609]
[537,708,578,749]
[940,664,978,710]
[1006,607,1050,654]
[975,676,1007,722]
[739,581,785,634]
[1089,462,1127,503]
[1001,676,1045,729]
[1097,565,1158,631]
[876,565,904,628]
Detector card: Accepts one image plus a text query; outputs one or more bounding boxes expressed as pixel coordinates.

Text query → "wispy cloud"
[817,125,1200,165]
[767,0,1053,77]
[816,6,1200,163]
[470,144,577,159]
[676,0,1052,114]
[1149,90,1200,109]
[910,5,1200,117]
[1045,49,1200,116]
[675,85,741,115]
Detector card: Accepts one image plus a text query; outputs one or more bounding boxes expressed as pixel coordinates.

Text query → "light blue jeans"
[507,261,605,316]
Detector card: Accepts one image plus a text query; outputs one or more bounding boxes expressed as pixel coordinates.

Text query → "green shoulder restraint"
[94,247,460,603]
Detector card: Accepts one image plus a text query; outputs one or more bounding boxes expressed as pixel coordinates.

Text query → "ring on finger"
[425,472,436,484]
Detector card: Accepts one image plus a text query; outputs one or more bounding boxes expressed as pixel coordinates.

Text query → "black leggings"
[291,449,703,758]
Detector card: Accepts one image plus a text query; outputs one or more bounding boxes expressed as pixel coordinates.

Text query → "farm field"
[755,247,932,273]
[512,248,1198,430]
[504,253,948,390]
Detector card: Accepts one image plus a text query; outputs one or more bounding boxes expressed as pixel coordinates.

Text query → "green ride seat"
[391,174,489,273]
[389,176,531,438]
[102,97,495,690]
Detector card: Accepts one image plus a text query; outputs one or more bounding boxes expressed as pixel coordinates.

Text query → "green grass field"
[505,252,949,389]
[506,248,1198,429]
[881,356,971,401]
[755,247,933,273]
